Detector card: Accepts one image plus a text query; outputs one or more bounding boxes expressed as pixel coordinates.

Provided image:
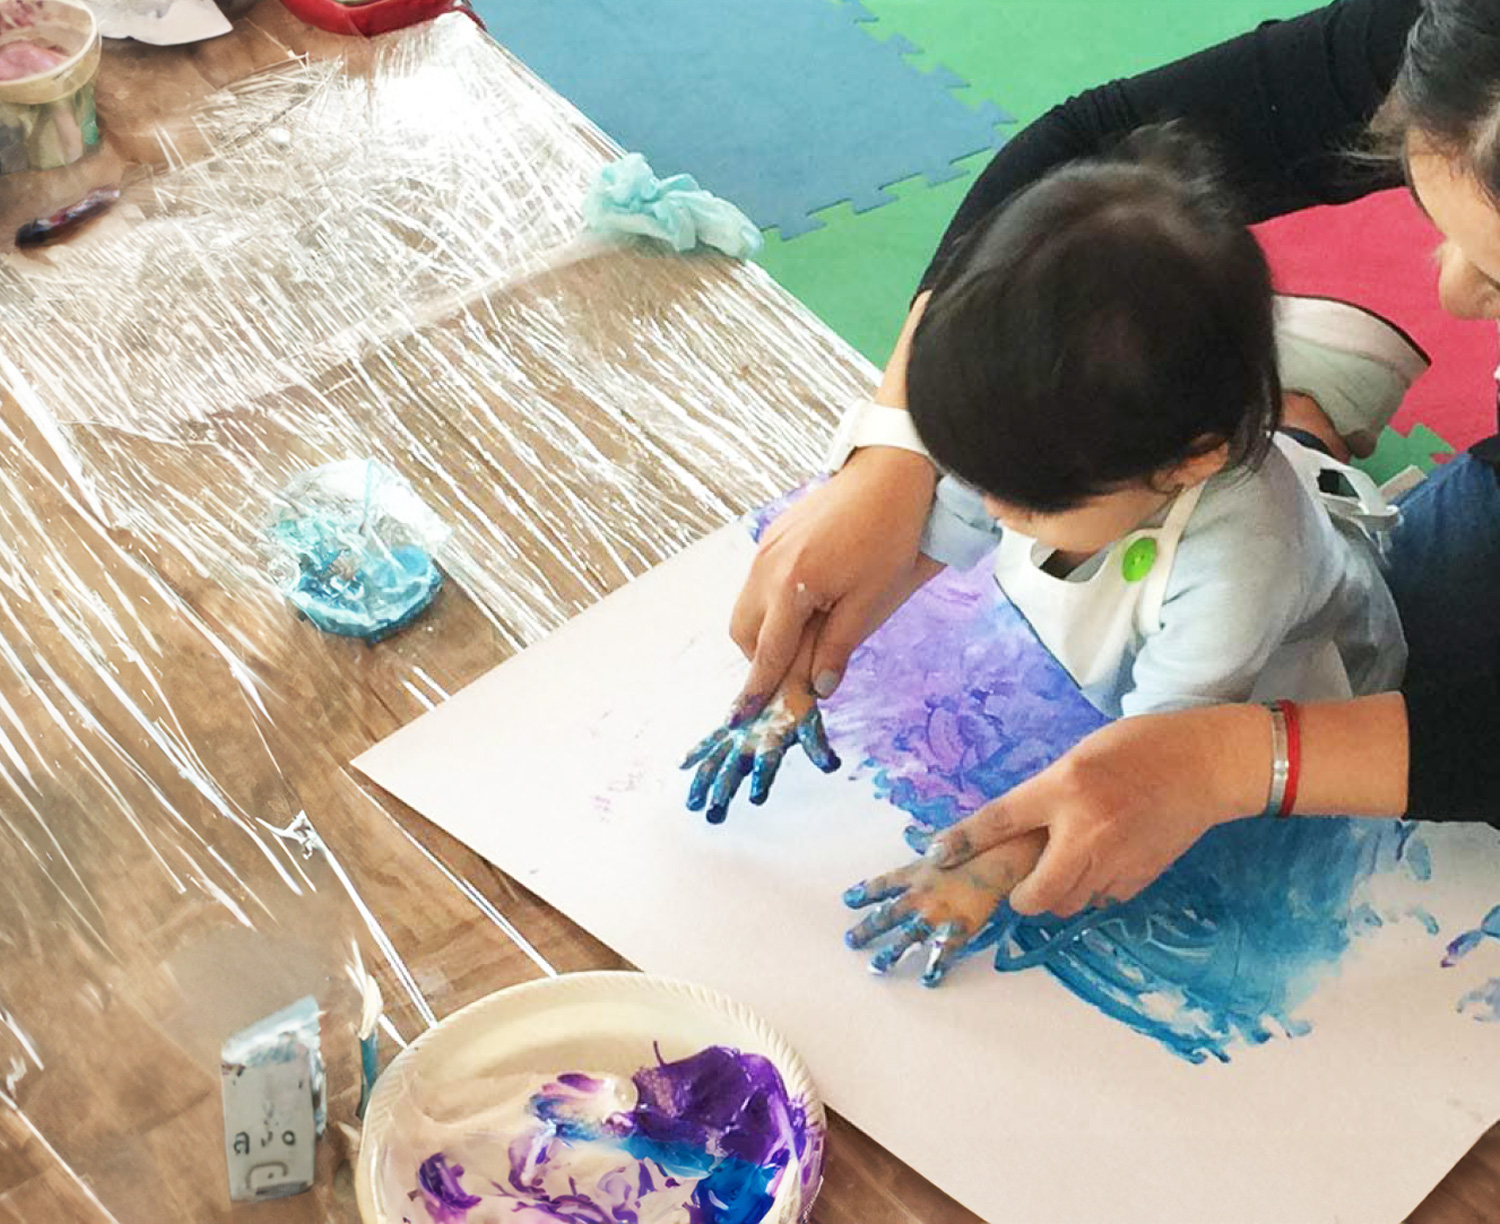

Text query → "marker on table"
[15,186,120,247]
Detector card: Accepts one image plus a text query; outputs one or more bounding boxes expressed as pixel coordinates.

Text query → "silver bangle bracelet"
[1263,702,1290,819]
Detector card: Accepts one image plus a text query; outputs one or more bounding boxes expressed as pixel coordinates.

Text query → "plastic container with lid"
[0,0,101,175]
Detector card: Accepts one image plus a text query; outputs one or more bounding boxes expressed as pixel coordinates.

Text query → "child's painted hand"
[842,830,1047,986]
[681,683,840,824]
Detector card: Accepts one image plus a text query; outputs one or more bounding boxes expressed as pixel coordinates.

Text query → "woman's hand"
[927,705,1275,916]
[732,292,937,705]
[731,446,937,705]
[842,830,1047,985]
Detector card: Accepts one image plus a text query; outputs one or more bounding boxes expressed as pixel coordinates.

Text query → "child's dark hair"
[1371,0,1500,203]
[907,125,1279,514]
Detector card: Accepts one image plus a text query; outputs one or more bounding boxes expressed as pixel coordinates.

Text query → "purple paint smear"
[1440,905,1500,1022]
[631,1044,807,1171]
[1441,904,1500,968]
[413,1046,816,1224]
[417,1155,482,1223]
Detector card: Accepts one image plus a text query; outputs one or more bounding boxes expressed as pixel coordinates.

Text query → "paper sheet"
[355,526,1500,1224]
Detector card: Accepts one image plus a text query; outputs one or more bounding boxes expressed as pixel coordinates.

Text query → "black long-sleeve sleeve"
[1405,676,1500,822]
[918,0,1418,291]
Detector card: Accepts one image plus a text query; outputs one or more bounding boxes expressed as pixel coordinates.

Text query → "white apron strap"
[1135,480,1208,636]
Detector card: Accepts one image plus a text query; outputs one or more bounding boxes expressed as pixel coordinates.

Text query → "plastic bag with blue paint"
[584,152,762,259]
[265,459,450,642]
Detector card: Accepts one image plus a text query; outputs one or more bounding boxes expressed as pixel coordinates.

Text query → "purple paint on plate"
[417,1154,482,1222]
[412,1045,815,1224]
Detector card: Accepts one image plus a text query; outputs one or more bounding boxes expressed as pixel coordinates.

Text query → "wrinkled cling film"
[0,10,873,1222]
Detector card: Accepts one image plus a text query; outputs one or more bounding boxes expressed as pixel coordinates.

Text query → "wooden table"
[0,6,1494,1222]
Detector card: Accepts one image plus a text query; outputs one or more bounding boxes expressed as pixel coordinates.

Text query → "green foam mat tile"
[1359,423,1458,487]
[854,0,1319,125]
[756,152,989,365]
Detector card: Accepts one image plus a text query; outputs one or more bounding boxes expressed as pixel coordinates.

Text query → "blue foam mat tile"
[475,0,1012,239]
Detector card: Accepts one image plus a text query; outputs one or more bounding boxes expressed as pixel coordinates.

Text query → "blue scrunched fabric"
[585,153,762,258]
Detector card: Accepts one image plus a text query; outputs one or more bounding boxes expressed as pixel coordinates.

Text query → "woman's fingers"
[807,589,878,699]
[929,791,1048,867]
[1010,840,1094,917]
[738,582,820,702]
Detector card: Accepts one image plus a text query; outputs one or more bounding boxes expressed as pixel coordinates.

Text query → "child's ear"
[1162,439,1231,489]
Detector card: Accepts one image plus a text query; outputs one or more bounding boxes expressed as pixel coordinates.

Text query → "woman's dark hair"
[1372,0,1500,201]
[906,125,1279,514]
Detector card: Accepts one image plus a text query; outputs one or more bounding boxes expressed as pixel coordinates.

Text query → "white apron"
[992,434,1397,707]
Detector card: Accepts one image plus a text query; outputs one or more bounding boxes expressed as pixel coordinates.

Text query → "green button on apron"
[1121,537,1157,583]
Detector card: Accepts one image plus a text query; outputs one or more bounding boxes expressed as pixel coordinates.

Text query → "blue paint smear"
[1441,904,1500,968]
[816,553,1417,1063]
[1458,979,1500,1023]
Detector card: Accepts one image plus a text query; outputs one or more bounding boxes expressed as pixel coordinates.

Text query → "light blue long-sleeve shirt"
[919,444,1406,718]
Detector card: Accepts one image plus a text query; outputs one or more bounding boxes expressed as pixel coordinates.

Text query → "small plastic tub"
[0,0,101,175]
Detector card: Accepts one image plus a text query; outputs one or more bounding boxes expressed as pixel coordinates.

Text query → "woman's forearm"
[1208,694,1409,823]
[873,291,931,410]
[1288,693,1409,816]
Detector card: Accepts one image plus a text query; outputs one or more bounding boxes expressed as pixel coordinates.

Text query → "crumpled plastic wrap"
[0,7,871,1222]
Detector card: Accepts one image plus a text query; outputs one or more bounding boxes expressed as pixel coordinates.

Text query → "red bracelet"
[1268,699,1301,819]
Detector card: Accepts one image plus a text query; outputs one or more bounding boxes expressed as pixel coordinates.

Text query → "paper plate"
[357,971,825,1224]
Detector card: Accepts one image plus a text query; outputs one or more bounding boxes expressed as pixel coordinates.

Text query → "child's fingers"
[841,864,917,909]
[748,744,788,805]
[868,915,935,975]
[843,898,913,949]
[797,708,841,773]
[705,747,756,824]
[921,920,972,988]
[681,724,728,769]
[686,739,733,811]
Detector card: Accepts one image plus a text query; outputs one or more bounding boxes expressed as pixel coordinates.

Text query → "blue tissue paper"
[584,153,762,258]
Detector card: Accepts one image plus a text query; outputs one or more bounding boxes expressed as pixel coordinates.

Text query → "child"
[902,131,1412,722]
[685,129,1422,974]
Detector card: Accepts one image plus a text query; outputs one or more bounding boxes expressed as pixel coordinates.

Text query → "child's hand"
[680,681,840,824]
[842,830,1047,986]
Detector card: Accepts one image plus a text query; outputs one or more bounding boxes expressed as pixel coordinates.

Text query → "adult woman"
[733,0,1500,923]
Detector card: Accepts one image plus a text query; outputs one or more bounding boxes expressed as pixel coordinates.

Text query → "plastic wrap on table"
[0,9,873,1223]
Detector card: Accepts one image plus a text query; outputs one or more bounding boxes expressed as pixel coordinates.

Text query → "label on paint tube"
[221,995,322,1202]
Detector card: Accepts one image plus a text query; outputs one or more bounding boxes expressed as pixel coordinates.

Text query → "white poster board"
[356,527,1500,1224]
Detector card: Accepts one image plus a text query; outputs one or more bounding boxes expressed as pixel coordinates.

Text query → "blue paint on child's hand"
[682,693,839,824]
